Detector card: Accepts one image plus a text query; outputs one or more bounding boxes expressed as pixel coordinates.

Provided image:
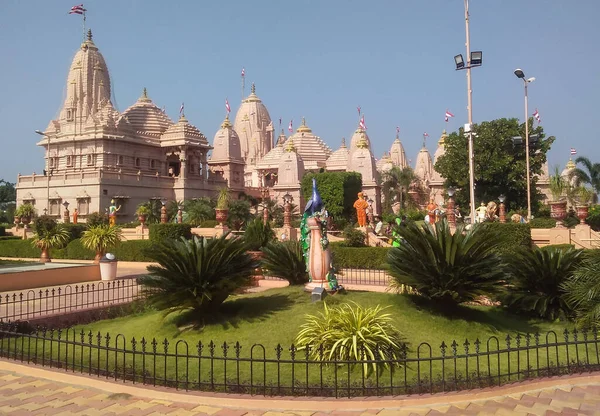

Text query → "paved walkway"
[0,361,599,415]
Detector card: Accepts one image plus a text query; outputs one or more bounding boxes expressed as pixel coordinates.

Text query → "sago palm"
[503,246,583,321]
[562,255,600,328]
[31,225,70,263]
[80,225,122,263]
[261,240,308,285]
[138,234,259,314]
[387,220,507,307]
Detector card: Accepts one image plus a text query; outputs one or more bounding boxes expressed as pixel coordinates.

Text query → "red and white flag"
[359,115,367,130]
[179,102,184,115]
[533,109,541,123]
[69,4,85,14]
[423,132,429,137]
[241,67,245,77]
[288,120,293,133]
[357,106,361,116]
[225,98,230,114]
[444,109,455,122]
[570,148,577,156]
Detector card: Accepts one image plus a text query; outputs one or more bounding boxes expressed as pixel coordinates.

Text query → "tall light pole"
[514,69,536,221]
[35,130,53,213]
[454,0,482,224]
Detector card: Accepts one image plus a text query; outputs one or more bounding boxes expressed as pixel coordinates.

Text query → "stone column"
[180,149,187,181]
[304,216,330,291]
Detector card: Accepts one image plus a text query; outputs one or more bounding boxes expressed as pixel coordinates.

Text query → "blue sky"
[1,0,599,182]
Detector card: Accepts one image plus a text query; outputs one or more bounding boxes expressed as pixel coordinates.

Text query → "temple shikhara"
[16,30,563,221]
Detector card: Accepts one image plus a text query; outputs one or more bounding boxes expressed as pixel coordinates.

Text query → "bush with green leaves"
[563,255,600,328]
[86,212,109,227]
[330,244,390,269]
[301,172,362,219]
[387,220,508,307]
[342,226,366,247]
[295,301,405,375]
[62,223,87,241]
[503,246,583,321]
[261,240,308,285]
[529,217,558,229]
[227,199,254,230]
[0,226,5,237]
[138,235,258,314]
[480,222,531,257]
[31,219,70,260]
[149,223,192,242]
[184,198,216,226]
[243,218,275,251]
[586,205,600,231]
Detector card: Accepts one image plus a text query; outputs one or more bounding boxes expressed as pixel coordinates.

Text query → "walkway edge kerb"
[1,360,599,411]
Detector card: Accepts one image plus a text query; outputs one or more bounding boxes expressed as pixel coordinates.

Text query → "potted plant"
[548,167,568,227]
[135,204,151,226]
[31,216,70,263]
[215,188,230,227]
[15,203,36,228]
[243,218,275,283]
[80,224,122,263]
[573,186,593,224]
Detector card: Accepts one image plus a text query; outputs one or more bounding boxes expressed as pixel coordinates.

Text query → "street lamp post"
[498,194,506,223]
[514,69,536,221]
[447,187,456,228]
[454,0,483,227]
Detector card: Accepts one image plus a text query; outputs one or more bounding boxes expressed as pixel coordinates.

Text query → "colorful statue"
[108,199,121,226]
[486,201,498,222]
[476,202,487,223]
[353,192,369,227]
[427,199,437,224]
[72,208,78,224]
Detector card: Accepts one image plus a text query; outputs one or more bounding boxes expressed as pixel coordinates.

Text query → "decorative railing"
[264,268,390,287]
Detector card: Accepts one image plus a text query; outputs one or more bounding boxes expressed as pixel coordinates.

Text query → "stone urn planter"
[13,216,20,227]
[247,250,264,285]
[138,214,147,226]
[575,205,589,225]
[39,247,51,263]
[215,209,228,227]
[549,200,568,228]
[21,217,31,229]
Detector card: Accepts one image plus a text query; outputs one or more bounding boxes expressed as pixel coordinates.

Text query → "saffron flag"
[444,109,455,122]
[288,120,293,133]
[241,67,245,77]
[359,115,367,130]
[69,4,85,14]
[533,109,541,123]
[225,99,230,114]
[570,148,577,156]
[179,103,184,115]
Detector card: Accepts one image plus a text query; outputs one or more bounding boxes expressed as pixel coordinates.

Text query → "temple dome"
[257,130,286,170]
[286,118,332,170]
[348,136,378,184]
[232,83,274,162]
[349,128,371,155]
[277,139,305,186]
[210,115,243,162]
[326,138,349,172]
[414,147,434,184]
[389,134,408,169]
[430,130,448,184]
[376,152,394,173]
[561,158,577,185]
[120,88,173,136]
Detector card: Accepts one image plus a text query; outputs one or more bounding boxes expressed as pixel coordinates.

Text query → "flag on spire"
[396,126,400,134]
[69,4,85,14]
[423,132,429,137]
[288,120,293,133]
[570,148,577,156]
[357,106,361,116]
[225,98,230,114]
[241,67,245,77]
[444,109,455,122]
[359,115,367,130]
[533,109,541,123]
[179,103,184,116]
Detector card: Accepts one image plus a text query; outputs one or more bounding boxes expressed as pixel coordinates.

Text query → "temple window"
[66,109,74,121]
[135,158,141,168]
[117,155,123,166]
[66,155,73,167]
[76,198,90,215]
[150,159,155,169]
[87,154,94,166]
[49,199,61,216]
[49,157,57,169]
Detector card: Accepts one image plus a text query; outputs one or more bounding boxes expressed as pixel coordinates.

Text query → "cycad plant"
[261,240,308,285]
[243,218,275,252]
[503,246,583,321]
[80,225,122,263]
[295,302,405,375]
[387,220,507,307]
[562,254,600,328]
[138,234,259,314]
[31,217,70,263]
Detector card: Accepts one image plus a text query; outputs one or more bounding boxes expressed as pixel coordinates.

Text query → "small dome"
[210,115,242,162]
[162,114,208,145]
[286,118,332,170]
[257,130,286,170]
[414,147,434,184]
[376,152,393,173]
[561,158,577,185]
[121,89,173,136]
[326,138,349,171]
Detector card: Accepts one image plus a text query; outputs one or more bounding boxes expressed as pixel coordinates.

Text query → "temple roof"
[210,115,243,163]
[121,88,174,136]
[414,147,434,184]
[256,130,286,170]
[389,135,408,169]
[286,118,332,170]
[232,83,273,161]
[161,113,209,146]
[430,130,448,184]
[326,138,349,171]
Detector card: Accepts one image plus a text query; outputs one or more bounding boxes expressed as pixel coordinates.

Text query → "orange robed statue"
[427,199,437,223]
[354,192,369,227]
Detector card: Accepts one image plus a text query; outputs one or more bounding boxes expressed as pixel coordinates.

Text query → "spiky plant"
[503,246,583,321]
[80,225,122,263]
[562,254,600,328]
[295,301,405,375]
[387,220,508,307]
[138,234,258,314]
[243,218,275,251]
[261,240,308,285]
[31,222,70,262]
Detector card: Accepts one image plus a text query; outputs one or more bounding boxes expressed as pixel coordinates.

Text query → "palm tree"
[381,166,416,213]
[503,247,583,321]
[562,254,600,328]
[570,157,600,197]
[32,224,70,263]
[387,220,508,308]
[139,234,258,314]
[184,197,215,226]
[80,225,122,263]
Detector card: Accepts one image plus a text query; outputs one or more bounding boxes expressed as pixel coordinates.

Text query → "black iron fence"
[264,268,390,287]
[0,279,143,322]
[1,323,598,397]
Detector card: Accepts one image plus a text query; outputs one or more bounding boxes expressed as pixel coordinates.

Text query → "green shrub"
[198,220,219,228]
[529,217,557,229]
[562,255,600,328]
[405,209,424,221]
[563,209,580,228]
[243,218,275,251]
[149,223,192,242]
[480,222,531,256]
[86,211,109,227]
[0,239,41,258]
[113,240,153,262]
[330,244,390,269]
[586,205,600,231]
[301,172,362,219]
[341,226,366,247]
[62,223,86,241]
[535,204,551,218]
[0,236,21,241]
[262,241,308,285]
[0,226,5,237]
[33,215,57,234]
[295,302,405,375]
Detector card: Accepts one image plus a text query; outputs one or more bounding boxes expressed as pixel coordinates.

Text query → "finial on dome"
[285,138,296,152]
[221,114,231,128]
[142,87,147,98]
[87,29,93,41]
[251,83,256,94]
[357,136,368,149]
[301,117,306,126]
[341,137,346,148]
[566,158,576,169]
[138,87,151,103]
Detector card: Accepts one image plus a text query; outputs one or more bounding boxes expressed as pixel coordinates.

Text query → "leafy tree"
[570,157,600,197]
[381,166,416,214]
[261,240,308,285]
[387,220,508,308]
[139,235,258,314]
[0,180,16,205]
[503,246,583,321]
[301,172,362,219]
[435,118,554,213]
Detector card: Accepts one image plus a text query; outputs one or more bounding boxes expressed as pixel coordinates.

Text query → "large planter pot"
[215,209,228,227]
[247,250,263,285]
[138,214,147,226]
[576,205,589,225]
[21,217,31,229]
[39,247,51,263]
[13,216,20,226]
[549,200,568,228]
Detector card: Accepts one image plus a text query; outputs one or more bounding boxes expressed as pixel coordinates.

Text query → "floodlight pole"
[523,80,532,221]
[464,0,476,224]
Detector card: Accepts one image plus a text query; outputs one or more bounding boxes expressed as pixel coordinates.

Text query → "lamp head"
[470,51,483,66]
[526,77,536,83]
[498,194,506,203]
[447,186,456,197]
[34,130,45,136]
[514,68,525,79]
[454,54,465,70]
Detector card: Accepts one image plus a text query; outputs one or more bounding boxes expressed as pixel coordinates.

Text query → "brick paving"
[0,361,599,415]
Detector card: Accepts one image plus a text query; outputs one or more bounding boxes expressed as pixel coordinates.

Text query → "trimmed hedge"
[529,217,557,229]
[0,226,4,236]
[62,224,87,241]
[480,222,532,256]
[148,223,192,242]
[330,243,390,269]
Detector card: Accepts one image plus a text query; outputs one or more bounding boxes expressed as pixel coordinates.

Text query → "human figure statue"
[427,199,437,224]
[353,192,369,227]
[486,201,498,222]
[72,208,78,224]
[476,202,487,223]
[108,199,121,227]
